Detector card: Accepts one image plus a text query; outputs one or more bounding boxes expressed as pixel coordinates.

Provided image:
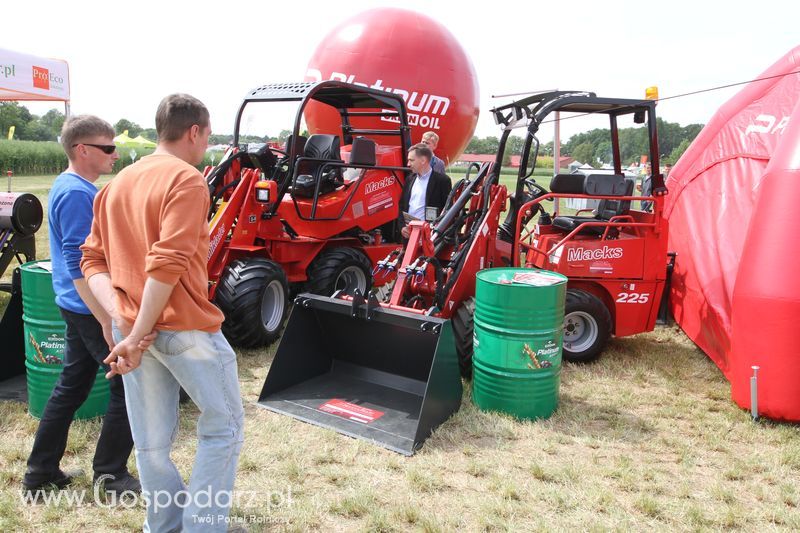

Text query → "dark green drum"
[472,268,567,420]
[21,261,109,419]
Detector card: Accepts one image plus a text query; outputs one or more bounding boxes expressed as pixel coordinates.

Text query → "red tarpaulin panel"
[666,45,800,420]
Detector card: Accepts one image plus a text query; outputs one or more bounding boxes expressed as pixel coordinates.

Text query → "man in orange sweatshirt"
[81,94,244,532]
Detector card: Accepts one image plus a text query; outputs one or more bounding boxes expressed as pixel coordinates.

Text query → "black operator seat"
[551,173,633,235]
[294,134,343,198]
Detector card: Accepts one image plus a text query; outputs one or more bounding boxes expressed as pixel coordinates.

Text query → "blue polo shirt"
[48,171,97,314]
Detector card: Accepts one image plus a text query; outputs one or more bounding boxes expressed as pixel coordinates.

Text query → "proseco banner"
[0,47,69,101]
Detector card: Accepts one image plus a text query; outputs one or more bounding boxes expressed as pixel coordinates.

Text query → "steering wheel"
[523,177,549,200]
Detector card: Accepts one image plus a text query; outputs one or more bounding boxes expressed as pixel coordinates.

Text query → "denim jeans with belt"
[118,328,245,533]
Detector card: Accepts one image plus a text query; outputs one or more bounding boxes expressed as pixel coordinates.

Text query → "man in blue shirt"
[23,116,142,495]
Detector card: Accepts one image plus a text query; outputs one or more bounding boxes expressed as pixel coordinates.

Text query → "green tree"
[0,102,34,140]
[665,139,691,165]
[140,128,158,142]
[594,141,612,164]
[23,121,55,141]
[572,142,595,167]
[114,118,142,137]
[504,134,525,156]
[40,109,65,139]
[465,136,480,153]
[209,134,233,145]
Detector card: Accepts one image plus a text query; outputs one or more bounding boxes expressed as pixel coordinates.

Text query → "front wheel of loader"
[562,289,612,363]
[215,258,289,348]
[306,247,372,297]
[453,297,476,379]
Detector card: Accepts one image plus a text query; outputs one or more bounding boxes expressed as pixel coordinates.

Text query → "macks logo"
[364,176,395,194]
[567,246,623,262]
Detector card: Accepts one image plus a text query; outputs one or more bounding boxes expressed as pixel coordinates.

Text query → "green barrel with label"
[21,261,109,419]
[472,268,567,420]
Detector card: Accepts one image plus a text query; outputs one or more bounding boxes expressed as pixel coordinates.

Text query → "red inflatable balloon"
[304,8,479,166]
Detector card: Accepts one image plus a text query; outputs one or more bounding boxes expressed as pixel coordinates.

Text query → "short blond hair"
[422,131,439,144]
[60,115,115,159]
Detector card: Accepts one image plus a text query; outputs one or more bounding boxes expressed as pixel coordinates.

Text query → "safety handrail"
[289,158,409,221]
[513,193,661,267]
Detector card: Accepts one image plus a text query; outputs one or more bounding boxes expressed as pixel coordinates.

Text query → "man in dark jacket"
[399,143,452,238]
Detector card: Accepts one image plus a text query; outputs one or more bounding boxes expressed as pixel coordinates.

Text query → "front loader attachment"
[258,292,462,455]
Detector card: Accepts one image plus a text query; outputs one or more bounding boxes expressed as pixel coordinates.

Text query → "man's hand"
[104,337,144,378]
[100,320,116,352]
[113,315,158,352]
[401,225,410,239]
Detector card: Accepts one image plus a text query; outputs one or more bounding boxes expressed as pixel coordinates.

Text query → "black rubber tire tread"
[215,257,289,348]
[452,297,476,379]
[305,247,372,297]
[563,289,612,363]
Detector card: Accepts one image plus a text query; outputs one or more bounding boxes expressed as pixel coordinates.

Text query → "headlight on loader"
[255,181,277,204]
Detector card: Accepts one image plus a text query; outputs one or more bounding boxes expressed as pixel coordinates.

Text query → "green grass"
[2,175,800,530]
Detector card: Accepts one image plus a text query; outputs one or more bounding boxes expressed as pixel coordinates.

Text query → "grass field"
[1,175,799,531]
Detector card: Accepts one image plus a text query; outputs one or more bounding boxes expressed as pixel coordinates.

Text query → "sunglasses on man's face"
[73,143,117,155]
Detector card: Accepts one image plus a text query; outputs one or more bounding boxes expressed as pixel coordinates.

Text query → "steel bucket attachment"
[258,292,463,455]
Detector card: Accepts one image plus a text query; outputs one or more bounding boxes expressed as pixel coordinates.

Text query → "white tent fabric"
[0,47,69,102]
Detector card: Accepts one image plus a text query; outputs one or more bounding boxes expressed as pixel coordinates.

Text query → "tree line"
[2,101,701,166]
[465,118,702,166]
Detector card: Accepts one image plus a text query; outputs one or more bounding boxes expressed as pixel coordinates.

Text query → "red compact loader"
[258,91,672,454]
[205,81,412,347]
[497,91,672,363]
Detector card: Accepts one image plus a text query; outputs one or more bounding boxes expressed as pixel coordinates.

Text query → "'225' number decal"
[616,292,650,303]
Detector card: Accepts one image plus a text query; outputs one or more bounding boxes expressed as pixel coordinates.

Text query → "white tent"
[0,47,70,113]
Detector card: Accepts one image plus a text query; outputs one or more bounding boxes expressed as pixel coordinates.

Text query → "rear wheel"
[452,297,476,379]
[562,289,612,363]
[215,258,289,348]
[306,247,372,296]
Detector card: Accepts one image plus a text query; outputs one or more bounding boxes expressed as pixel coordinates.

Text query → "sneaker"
[22,468,83,492]
[94,473,142,494]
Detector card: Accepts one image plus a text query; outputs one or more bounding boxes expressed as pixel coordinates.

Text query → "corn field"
[0,140,220,176]
[0,140,67,176]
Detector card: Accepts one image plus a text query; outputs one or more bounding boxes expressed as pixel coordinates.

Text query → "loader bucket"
[258,292,463,455]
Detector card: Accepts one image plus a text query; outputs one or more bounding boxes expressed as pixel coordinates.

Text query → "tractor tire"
[306,247,372,297]
[452,297,476,379]
[215,258,289,348]
[562,289,612,363]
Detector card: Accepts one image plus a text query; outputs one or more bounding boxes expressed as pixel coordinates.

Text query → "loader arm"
[207,168,260,282]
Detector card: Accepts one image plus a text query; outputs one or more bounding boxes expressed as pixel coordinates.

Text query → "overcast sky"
[5,0,799,142]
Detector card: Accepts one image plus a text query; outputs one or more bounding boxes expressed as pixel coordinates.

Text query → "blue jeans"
[118,328,244,533]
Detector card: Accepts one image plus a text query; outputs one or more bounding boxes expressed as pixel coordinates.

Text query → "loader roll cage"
[225,81,413,221]
[489,90,665,248]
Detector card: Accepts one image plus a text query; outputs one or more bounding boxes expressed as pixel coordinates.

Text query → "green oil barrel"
[21,261,109,420]
[472,268,567,420]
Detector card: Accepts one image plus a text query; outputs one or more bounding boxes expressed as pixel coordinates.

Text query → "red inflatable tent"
[666,45,800,420]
